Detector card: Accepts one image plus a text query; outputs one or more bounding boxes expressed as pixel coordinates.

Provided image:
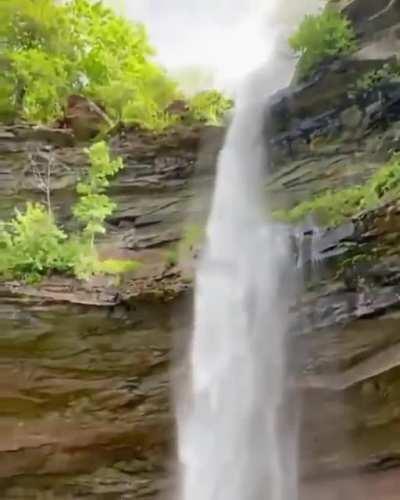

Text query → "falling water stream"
[177,49,293,500]
[175,2,323,500]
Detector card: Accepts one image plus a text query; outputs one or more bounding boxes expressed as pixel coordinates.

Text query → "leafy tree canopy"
[0,0,232,128]
[289,9,356,79]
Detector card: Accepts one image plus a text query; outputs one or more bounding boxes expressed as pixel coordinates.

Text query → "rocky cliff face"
[2,0,400,498]
[268,0,400,496]
[0,123,220,499]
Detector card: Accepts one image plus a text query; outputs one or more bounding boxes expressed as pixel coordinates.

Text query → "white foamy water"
[175,2,323,500]
[177,80,292,500]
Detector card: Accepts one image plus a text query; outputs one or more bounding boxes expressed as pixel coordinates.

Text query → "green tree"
[0,0,232,128]
[289,9,356,78]
[0,0,178,126]
[73,141,123,247]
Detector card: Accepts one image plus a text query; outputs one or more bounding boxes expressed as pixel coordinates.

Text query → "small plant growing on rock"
[356,63,400,91]
[73,141,123,248]
[0,203,71,281]
[290,9,356,78]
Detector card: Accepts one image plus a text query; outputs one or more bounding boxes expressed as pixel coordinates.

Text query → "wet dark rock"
[266,5,400,490]
[344,0,400,40]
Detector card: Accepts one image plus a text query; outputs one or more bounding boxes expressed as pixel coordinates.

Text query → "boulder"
[64,95,113,141]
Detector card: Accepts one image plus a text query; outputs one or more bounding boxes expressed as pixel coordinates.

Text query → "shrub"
[189,90,233,125]
[0,203,71,280]
[289,9,356,78]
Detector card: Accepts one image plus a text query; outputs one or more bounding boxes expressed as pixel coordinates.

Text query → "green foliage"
[289,9,356,78]
[274,186,365,226]
[10,49,71,122]
[189,90,233,125]
[0,0,179,126]
[0,0,230,129]
[369,155,400,198]
[356,63,400,91]
[0,203,71,281]
[276,154,400,226]
[0,141,136,282]
[0,0,72,53]
[73,141,123,246]
[97,259,141,274]
[67,250,142,281]
[0,74,16,121]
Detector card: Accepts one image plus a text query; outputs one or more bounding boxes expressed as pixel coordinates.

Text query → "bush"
[189,90,233,125]
[289,9,356,78]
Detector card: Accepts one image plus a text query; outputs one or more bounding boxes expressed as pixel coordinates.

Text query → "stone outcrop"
[61,95,113,141]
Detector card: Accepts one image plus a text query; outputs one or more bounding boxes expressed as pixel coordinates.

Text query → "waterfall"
[176,2,323,500]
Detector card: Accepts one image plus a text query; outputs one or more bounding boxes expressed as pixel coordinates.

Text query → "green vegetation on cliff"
[72,141,123,248]
[188,91,233,125]
[290,9,356,78]
[0,0,231,129]
[356,63,400,91]
[275,154,400,226]
[0,141,136,281]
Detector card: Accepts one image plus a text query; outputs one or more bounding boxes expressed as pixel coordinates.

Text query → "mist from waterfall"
[175,1,323,500]
[107,0,323,93]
